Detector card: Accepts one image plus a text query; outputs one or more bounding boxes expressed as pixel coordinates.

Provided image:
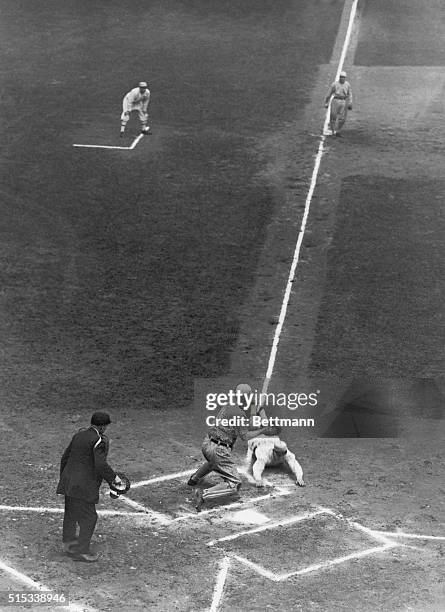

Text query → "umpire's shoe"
[194,489,205,512]
[72,551,99,563]
[187,477,198,486]
[63,539,79,555]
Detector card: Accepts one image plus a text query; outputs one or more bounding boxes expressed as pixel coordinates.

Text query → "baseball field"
[0,0,444,610]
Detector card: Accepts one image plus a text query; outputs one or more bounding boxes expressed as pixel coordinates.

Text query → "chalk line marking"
[115,495,171,524]
[280,543,397,579]
[131,465,275,490]
[317,508,445,545]
[209,557,231,612]
[131,468,195,489]
[0,504,148,518]
[73,133,144,150]
[0,475,291,526]
[170,487,292,524]
[230,554,279,581]
[207,509,326,546]
[348,521,406,547]
[370,530,445,542]
[260,0,359,399]
[231,543,397,582]
[0,559,96,611]
[209,506,401,584]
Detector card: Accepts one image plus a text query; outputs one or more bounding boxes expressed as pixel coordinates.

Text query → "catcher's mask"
[109,472,131,499]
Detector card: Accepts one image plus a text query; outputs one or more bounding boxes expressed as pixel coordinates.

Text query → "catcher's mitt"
[109,472,131,499]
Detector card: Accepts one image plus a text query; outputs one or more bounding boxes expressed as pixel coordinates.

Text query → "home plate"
[226,509,271,525]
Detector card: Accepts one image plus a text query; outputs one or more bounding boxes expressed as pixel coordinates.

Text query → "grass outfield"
[0,0,343,414]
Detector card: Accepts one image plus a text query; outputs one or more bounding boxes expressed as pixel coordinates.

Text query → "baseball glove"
[109,472,131,499]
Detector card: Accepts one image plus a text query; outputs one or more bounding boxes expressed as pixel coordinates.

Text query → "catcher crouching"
[188,384,282,512]
[56,412,130,562]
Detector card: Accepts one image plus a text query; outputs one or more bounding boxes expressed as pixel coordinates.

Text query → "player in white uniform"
[246,437,305,487]
[120,82,151,137]
[324,71,353,136]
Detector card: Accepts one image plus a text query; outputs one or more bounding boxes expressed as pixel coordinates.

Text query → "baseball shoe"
[187,477,198,486]
[194,489,204,512]
[335,131,342,137]
[141,126,150,135]
[72,552,99,563]
[120,132,125,138]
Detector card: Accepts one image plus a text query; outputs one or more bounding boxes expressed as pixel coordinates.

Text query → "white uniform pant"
[120,106,148,127]
[329,98,348,132]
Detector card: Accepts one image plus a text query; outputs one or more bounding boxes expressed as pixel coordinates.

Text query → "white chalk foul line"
[0,559,96,611]
[371,531,445,542]
[261,0,359,398]
[0,504,148,518]
[348,521,404,547]
[317,508,445,546]
[209,557,231,612]
[73,133,144,150]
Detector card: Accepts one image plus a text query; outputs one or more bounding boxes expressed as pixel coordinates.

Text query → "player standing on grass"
[188,384,280,512]
[56,412,126,562]
[324,70,353,136]
[120,81,151,137]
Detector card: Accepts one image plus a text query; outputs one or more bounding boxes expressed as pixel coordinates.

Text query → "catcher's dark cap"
[91,411,111,426]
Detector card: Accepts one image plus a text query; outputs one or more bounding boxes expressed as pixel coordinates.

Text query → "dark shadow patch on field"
[355,0,445,66]
[309,175,445,378]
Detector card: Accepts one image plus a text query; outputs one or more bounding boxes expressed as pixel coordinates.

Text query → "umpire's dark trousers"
[63,496,97,553]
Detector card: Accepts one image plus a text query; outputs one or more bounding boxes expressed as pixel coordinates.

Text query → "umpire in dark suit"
[57,411,125,562]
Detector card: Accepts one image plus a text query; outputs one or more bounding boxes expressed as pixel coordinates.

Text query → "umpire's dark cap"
[91,411,112,426]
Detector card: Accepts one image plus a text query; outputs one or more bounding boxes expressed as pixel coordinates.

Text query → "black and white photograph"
[0,0,444,610]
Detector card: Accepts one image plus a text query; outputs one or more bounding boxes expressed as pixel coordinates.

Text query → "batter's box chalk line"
[207,504,445,587]
[121,467,294,525]
[207,506,406,612]
[0,465,294,527]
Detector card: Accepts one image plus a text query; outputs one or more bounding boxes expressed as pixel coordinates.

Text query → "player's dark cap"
[91,411,112,426]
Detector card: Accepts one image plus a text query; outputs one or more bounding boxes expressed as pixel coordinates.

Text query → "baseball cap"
[91,411,112,426]
[340,71,347,77]
[236,383,252,395]
[138,81,148,88]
